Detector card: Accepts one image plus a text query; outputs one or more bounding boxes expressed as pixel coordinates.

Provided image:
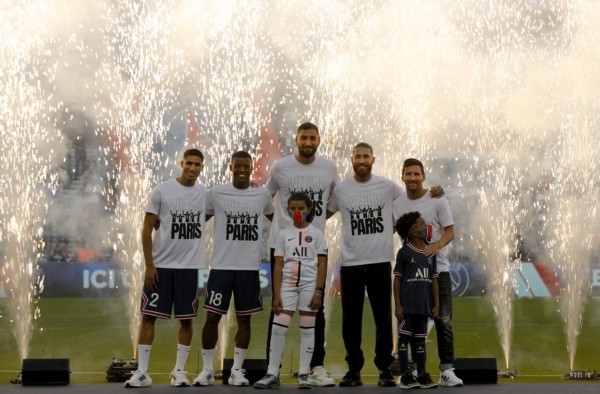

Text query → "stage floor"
[1,383,598,393]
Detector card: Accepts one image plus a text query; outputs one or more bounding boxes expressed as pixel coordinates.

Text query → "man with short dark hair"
[125,148,207,388]
[265,122,339,386]
[194,151,274,386]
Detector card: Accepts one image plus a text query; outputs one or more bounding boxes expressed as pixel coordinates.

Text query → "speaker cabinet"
[21,358,70,385]
[222,358,267,385]
[453,358,497,384]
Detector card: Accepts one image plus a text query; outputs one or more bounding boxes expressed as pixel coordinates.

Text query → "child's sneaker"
[228,368,249,386]
[170,369,190,387]
[399,371,420,389]
[124,370,152,388]
[438,368,463,387]
[192,369,215,386]
[378,368,396,386]
[307,365,335,386]
[417,371,438,389]
[254,374,281,389]
[298,373,311,389]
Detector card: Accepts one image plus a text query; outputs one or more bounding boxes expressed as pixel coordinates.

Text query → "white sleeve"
[266,162,279,194]
[392,180,405,201]
[330,163,341,193]
[263,188,275,215]
[437,197,455,227]
[145,187,161,215]
[328,190,339,213]
[205,188,215,215]
[274,230,286,256]
[316,232,328,256]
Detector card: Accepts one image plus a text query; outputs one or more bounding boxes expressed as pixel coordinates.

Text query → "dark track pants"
[340,262,394,372]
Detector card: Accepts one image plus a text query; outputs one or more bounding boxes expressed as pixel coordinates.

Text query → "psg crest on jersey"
[305,235,313,243]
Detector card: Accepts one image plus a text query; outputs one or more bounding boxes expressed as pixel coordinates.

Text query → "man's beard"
[298,146,317,158]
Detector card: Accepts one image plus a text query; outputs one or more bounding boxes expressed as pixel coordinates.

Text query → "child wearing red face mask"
[255,192,328,389]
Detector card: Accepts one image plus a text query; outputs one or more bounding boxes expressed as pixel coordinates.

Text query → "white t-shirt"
[145,178,208,269]
[274,224,328,286]
[393,192,454,273]
[206,183,274,270]
[329,175,404,267]
[266,155,339,247]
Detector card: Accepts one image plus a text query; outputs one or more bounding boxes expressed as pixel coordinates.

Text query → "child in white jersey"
[254,192,328,389]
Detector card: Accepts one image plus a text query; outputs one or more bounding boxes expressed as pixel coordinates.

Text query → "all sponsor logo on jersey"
[407,267,432,283]
[292,246,308,257]
[415,267,429,278]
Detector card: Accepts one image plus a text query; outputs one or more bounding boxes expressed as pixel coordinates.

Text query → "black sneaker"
[416,371,438,389]
[339,371,362,387]
[378,368,396,387]
[399,371,420,389]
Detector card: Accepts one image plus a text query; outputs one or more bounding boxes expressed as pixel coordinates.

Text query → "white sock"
[137,344,152,373]
[174,343,191,371]
[232,347,247,371]
[267,323,288,376]
[299,327,315,375]
[202,348,214,372]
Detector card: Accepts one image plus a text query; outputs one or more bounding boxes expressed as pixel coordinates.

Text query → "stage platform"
[1,383,598,393]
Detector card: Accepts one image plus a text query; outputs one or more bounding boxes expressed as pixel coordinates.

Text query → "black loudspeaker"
[222,358,267,385]
[453,358,497,384]
[21,358,70,385]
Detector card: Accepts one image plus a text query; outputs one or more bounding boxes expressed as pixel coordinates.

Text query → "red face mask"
[290,210,307,224]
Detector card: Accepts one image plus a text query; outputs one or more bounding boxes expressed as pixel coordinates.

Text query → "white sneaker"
[228,368,249,386]
[254,374,281,389]
[307,365,335,387]
[170,369,190,387]
[438,368,464,387]
[124,370,152,388]
[193,369,215,386]
[298,373,311,389]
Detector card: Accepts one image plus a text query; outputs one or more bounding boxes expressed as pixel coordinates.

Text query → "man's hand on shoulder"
[430,185,444,198]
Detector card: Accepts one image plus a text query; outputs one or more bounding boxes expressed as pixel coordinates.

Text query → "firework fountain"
[549,2,600,369]
[92,0,199,355]
[2,0,600,376]
[548,120,599,370]
[0,1,63,361]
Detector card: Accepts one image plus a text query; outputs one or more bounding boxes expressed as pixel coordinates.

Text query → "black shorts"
[141,268,199,319]
[203,269,263,315]
[397,313,429,339]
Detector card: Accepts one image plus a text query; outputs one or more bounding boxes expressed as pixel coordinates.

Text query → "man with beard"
[265,122,339,386]
[393,158,462,387]
[327,144,443,387]
[327,142,399,387]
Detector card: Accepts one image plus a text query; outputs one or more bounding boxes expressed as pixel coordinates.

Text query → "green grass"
[1,297,599,384]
